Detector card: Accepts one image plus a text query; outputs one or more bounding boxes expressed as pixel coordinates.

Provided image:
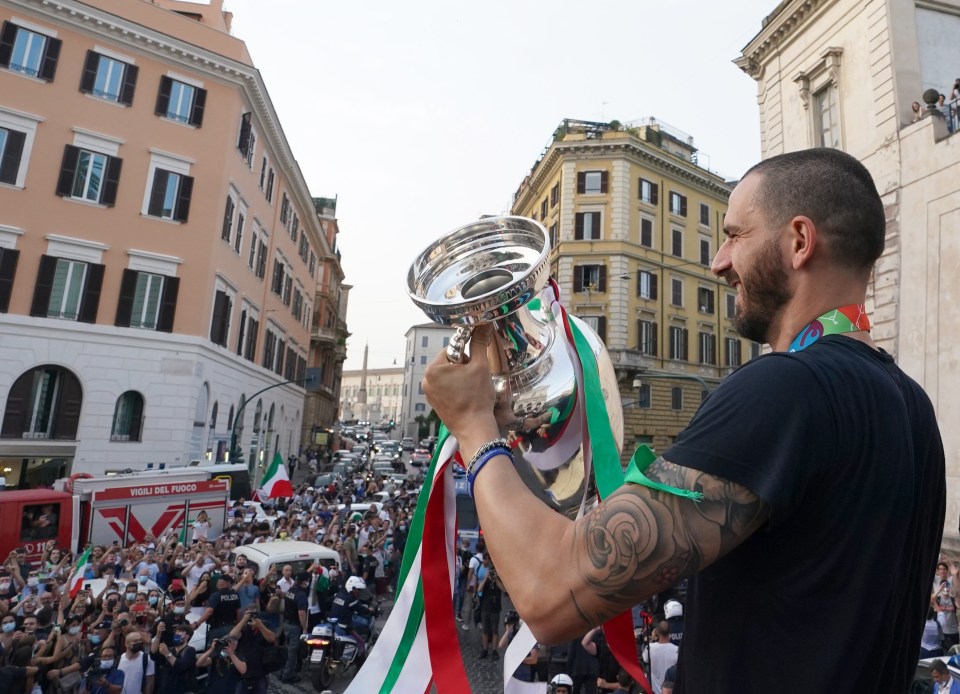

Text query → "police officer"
[196,576,240,641]
[329,576,373,635]
[279,572,309,684]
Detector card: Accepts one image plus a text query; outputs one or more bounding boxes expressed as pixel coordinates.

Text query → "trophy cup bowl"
[407,216,623,517]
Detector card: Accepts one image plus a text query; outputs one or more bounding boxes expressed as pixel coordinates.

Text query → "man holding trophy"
[422,148,946,692]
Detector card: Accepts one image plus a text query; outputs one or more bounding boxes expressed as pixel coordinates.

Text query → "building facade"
[512,119,747,457]
[339,367,404,426]
[400,323,454,439]
[0,0,345,488]
[736,0,960,547]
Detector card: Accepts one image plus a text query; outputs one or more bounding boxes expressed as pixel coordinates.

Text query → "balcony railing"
[313,326,337,344]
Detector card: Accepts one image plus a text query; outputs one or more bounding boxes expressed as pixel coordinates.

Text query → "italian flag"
[66,546,93,599]
[257,452,294,500]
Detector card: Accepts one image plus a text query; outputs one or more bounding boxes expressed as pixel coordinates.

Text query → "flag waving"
[66,545,93,599]
[257,452,294,500]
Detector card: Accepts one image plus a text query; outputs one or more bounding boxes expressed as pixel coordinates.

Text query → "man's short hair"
[744,147,885,273]
[931,660,950,675]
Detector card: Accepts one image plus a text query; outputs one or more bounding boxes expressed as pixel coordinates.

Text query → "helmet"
[664,599,683,619]
[345,576,366,593]
[550,673,574,693]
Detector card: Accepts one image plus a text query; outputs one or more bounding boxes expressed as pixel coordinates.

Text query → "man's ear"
[788,215,817,270]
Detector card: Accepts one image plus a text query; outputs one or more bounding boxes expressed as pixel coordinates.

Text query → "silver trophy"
[407,216,623,517]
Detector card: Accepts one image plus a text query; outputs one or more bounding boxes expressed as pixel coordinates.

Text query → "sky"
[225,0,777,372]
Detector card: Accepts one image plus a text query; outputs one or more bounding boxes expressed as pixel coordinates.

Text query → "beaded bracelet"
[466,441,512,497]
[466,438,510,475]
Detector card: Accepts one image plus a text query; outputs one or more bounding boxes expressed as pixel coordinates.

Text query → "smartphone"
[84,583,91,591]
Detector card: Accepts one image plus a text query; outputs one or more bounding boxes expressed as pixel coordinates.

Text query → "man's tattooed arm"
[568,456,769,628]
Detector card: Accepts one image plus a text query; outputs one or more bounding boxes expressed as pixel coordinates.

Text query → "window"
[209,289,232,348]
[639,178,658,205]
[574,264,606,293]
[282,275,292,307]
[111,391,144,442]
[256,240,267,280]
[146,169,193,221]
[637,319,658,356]
[418,382,424,395]
[1,365,82,440]
[550,183,559,207]
[0,21,61,81]
[290,214,299,242]
[814,85,840,148]
[750,342,762,359]
[0,126,25,186]
[420,355,427,365]
[79,51,137,105]
[637,383,652,409]
[292,287,303,320]
[421,336,428,348]
[280,193,289,225]
[30,255,104,323]
[271,258,285,296]
[115,269,179,332]
[669,191,687,216]
[234,209,245,254]
[414,403,426,413]
[671,228,683,257]
[540,198,548,219]
[637,270,657,300]
[578,315,607,342]
[442,336,450,347]
[640,218,653,248]
[235,310,258,361]
[574,212,601,240]
[671,386,683,410]
[700,238,711,266]
[725,337,742,367]
[265,168,275,202]
[671,277,683,307]
[577,170,607,194]
[262,330,276,371]
[699,202,710,227]
[726,293,736,319]
[259,157,267,190]
[548,224,558,250]
[55,146,122,206]
[156,75,206,127]
[669,326,688,361]
[308,251,316,277]
[698,331,717,365]
[221,196,235,242]
[299,234,309,262]
[248,229,258,270]
[698,287,715,314]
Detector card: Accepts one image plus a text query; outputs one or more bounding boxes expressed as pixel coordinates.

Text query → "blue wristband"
[467,445,512,497]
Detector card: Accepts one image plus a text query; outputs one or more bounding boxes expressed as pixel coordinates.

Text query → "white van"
[229,540,340,578]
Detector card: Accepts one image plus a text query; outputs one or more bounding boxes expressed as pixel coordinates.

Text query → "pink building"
[0,0,347,487]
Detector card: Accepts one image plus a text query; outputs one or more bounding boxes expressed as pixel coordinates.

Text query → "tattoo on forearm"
[571,457,768,626]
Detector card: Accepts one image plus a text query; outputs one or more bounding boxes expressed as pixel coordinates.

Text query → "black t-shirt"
[665,337,945,693]
[209,589,240,628]
[282,586,308,624]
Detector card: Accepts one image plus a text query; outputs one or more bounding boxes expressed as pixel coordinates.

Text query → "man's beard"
[731,236,792,344]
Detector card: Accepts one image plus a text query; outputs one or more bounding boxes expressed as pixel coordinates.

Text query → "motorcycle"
[302,604,381,691]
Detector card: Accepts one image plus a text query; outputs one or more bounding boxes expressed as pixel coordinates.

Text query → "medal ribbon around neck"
[787,304,871,353]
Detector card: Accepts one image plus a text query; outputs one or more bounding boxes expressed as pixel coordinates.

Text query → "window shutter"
[54,371,82,440]
[238,112,252,154]
[276,340,285,375]
[650,273,658,300]
[222,196,235,241]
[0,22,16,68]
[0,248,18,313]
[119,63,138,106]
[210,290,226,343]
[636,270,643,298]
[573,267,584,293]
[30,254,58,317]
[56,145,80,197]
[155,75,172,116]
[157,276,179,333]
[147,169,168,217]
[600,171,608,194]
[246,318,258,360]
[0,129,24,185]
[577,172,585,194]
[652,323,659,356]
[0,370,32,437]
[128,394,144,442]
[101,156,122,206]
[597,316,607,342]
[78,262,104,323]
[682,329,689,361]
[79,51,99,94]
[680,195,687,217]
[220,295,232,347]
[38,37,61,81]
[114,268,137,328]
[651,183,659,206]
[575,213,584,240]
[189,88,206,127]
[174,175,194,222]
[598,265,607,292]
[236,309,246,355]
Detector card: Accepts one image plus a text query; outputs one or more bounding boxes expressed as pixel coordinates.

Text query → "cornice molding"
[11,0,333,261]
[735,0,833,79]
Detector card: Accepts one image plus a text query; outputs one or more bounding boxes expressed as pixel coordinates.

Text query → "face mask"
[0,582,10,592]
[1,623,14,633]
[219,650,229,659]
[27,577,38,587]
[172,635,183,646]
[68,626,81,636]
[125,593,136,602]
[129,643,142,653]
[148,597,158,606]
[90,634,102,645]
[138,576,148,585]
[100,660,113,670]
[173,606,185,615]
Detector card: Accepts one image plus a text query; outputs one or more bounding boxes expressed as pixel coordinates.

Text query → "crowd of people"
[910,78,960,132]
[0,460,426,694]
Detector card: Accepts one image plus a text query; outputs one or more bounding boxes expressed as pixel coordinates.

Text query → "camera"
[213,638,229,650]
[504,610,519,627]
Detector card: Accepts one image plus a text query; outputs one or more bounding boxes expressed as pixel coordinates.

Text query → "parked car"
[410,448,432,467]
[313,473,336,488]
[400,437,415,451]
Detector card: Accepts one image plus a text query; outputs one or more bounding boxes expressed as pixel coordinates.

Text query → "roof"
[0,490,72,502]
[232,541,339,559]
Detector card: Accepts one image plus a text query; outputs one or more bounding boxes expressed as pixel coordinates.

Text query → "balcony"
[608,348,657,378]
[313,326,337,345]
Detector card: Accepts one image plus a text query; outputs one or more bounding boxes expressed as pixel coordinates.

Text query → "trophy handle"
[445,326,475,364]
